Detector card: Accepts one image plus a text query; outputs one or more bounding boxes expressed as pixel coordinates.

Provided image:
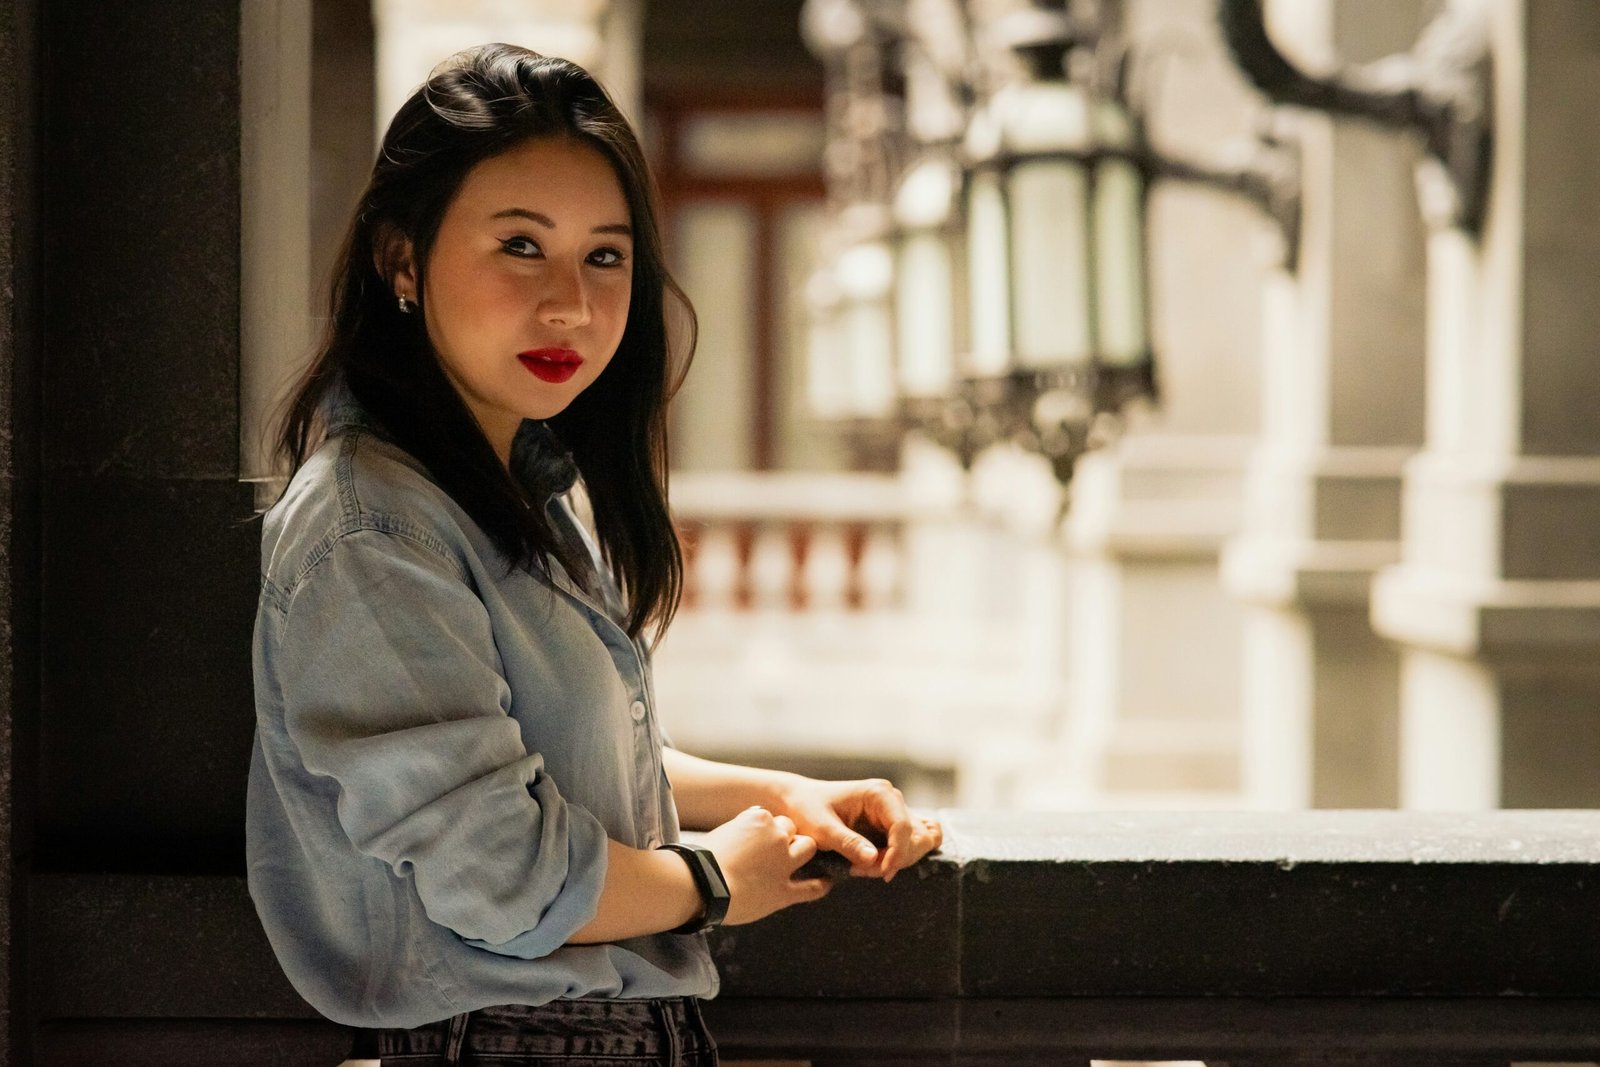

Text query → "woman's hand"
[701,805,833,925]
[775,777,943,882]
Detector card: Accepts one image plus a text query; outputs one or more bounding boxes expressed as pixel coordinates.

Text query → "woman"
[247,43,942,1066]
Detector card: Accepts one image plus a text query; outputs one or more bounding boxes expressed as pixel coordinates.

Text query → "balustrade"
[673,471,908,614]
[658,471,1066,807]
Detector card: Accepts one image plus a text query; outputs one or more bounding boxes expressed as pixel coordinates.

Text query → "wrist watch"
[657,842,731,934]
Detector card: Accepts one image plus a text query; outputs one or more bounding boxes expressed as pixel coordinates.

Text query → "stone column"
[0,0,36,1057]
[1371,0,1600,808]
[1220,0,1430,809]
[242,0,313,505]
[372,0,642,132]
[29,0,266,876]
[946,440,1069,807]
[1036,0,1264,808]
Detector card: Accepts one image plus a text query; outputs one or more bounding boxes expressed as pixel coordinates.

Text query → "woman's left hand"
[774,777,943,882]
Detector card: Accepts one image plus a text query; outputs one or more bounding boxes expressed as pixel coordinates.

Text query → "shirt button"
[630,700,647,722]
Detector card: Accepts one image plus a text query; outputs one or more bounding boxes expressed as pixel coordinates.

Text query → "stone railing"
[671,471,910,614]
[28,811,1600,1063]
[658,470,1066,808]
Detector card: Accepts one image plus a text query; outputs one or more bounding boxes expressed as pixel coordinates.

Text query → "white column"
[1372,0,1600,809]
[1221,0,1430,809]
[371,0,640,137]
[958,444,1069,806]
[1030,0,1265,809]
[241,0,313,506]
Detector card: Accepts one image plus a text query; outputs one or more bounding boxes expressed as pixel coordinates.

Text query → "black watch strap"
[657,842,731,934]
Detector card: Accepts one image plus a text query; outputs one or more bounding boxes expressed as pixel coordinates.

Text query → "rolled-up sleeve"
[277,528,608,957]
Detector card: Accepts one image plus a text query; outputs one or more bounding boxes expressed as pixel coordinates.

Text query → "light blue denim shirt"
[247,398,718,1028]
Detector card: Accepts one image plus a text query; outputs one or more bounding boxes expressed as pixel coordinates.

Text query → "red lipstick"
[518,348,583,384]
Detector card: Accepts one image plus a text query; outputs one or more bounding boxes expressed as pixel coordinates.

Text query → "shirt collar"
[322,383,579,505]
[322,380,378,439]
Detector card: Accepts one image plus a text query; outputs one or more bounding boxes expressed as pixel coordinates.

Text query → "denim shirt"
[246,400,718,1028]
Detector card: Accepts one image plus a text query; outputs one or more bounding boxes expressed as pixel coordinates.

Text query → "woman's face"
[403,136,634,460]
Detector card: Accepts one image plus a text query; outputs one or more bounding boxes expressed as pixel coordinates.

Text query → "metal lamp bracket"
[1103,31,1306,269]
[1143,127,1304,270]
[1217,0,1493,235]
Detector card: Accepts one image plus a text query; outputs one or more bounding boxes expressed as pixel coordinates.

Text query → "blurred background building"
[264,0,1600,815]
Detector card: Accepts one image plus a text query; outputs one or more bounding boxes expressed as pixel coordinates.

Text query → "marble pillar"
[1221,0,1430,809]
[1371,0,1600,809]
[1036,0,1266,808]
[241,0,313,506]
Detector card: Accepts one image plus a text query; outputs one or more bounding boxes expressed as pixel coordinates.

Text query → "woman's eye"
[501,236,541,258]
[589,247,628,268]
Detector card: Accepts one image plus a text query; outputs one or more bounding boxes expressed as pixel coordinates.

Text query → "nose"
[537,263,590,329]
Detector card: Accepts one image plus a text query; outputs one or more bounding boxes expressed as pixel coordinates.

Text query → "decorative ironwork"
[800,0,1322,486]
[1218,0,1493,233]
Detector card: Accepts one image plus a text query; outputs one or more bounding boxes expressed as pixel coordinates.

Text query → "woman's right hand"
[701,805,833,925]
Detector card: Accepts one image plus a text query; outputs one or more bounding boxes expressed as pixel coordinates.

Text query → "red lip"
[518,348,583,384]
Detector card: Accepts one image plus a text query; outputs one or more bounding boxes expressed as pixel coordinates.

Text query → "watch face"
[693,850,731,900]
[662,843,731,933]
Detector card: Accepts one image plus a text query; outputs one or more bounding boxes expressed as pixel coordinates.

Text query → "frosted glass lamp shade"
[1000,81,1094,373]
[804,268,852,420]
[1008,158,1092,370]
[964,170,1011,377]
[893,156,961,398]
[895,232,955,397]
[835,241,896,419]
[1092,101,1148,367]
[836,238,893,300]
[895,156,959,229]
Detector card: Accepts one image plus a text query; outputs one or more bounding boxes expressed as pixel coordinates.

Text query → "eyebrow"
[491,207,632,237]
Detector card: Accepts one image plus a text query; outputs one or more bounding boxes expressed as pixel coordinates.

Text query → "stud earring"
[397,294,413,314]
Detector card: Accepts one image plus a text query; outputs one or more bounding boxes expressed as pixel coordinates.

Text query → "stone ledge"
[940,809,1600,998]
[31,811,1600,1024]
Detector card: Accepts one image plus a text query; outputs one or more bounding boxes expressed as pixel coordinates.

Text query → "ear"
[373,223,419,301]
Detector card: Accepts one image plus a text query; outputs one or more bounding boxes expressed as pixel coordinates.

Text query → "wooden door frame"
[649,89,825,471]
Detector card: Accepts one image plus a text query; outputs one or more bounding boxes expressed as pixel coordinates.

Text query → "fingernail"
[856,841,878,860]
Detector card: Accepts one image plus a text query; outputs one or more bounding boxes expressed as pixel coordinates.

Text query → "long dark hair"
[278,44,694,641]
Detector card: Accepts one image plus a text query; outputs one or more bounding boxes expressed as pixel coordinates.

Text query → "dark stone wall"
[3,3,266,1060]
[9,0,334,1053]
[6,0,364,1055]
[1,0,41,1059]
[34,0,259,874]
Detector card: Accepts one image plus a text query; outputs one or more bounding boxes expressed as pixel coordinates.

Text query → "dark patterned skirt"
[349,996,718,1066]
